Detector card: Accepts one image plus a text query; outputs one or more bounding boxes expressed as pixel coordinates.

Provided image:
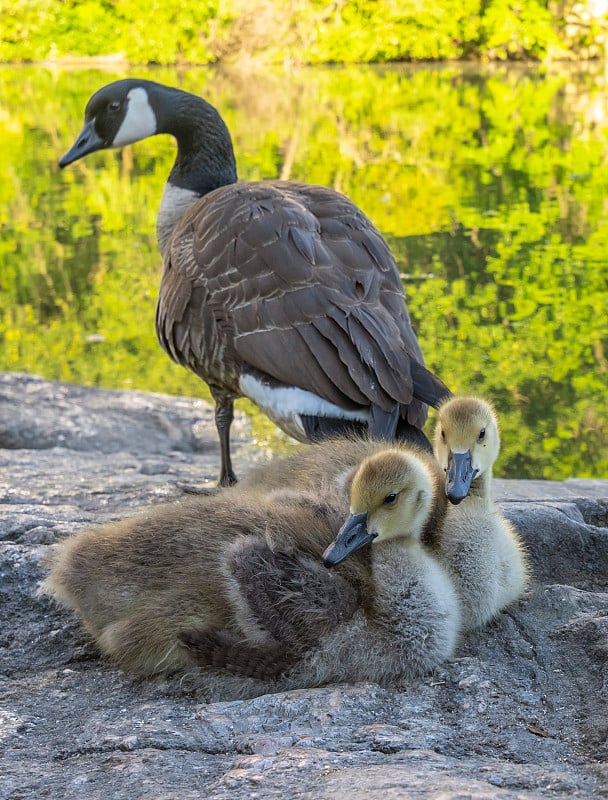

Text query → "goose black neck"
[147,81,238,196]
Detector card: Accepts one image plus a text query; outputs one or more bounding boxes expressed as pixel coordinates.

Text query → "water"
[1,63,607,478]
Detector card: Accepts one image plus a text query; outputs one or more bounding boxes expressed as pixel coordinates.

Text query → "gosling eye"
[383,492,398,506]
[478,427,486,442]
[108,100,121,112]
[440,429,446,441]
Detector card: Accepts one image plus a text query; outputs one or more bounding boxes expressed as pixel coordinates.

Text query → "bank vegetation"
[1,0,608,65]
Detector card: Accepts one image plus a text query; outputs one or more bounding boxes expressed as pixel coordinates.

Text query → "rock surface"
[1,372,607,799]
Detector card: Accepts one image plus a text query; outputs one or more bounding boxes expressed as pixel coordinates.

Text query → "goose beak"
[323,512,376,567]
[446,450,478,504]
[59,120,105,167]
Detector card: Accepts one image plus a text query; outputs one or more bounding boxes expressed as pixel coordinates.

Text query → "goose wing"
[157,181,445,426]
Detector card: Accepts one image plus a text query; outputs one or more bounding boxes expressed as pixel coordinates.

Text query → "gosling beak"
[446,450,478,504]
[323,512,376,567]
[59,120,105,167]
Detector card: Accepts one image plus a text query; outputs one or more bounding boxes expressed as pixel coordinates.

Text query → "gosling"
[41,488,362,685]
[189,448,460,687]
[42,448,457,694]
[432,396,530,631]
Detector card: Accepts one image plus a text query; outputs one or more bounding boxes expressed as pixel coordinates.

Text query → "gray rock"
[0,372,606,799]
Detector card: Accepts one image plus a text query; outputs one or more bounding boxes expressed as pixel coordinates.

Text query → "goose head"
[59,80,157,165]
[323,450,434,567]
[58,79,236,185]
[433,396,500,504]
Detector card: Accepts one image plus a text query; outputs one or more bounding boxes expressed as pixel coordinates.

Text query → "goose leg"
[395,417,433,453]
[227,538,360,649]
[368,402,400,440]
[213,397,237,487]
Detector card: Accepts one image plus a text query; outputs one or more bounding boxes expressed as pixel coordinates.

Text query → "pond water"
[1,63,607,479]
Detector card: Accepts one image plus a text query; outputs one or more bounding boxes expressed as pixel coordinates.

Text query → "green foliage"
[0,0,596,64]
[286,0,484,63]
[480,0,558,60]
[0,0,224,64]
[1,64,607,478]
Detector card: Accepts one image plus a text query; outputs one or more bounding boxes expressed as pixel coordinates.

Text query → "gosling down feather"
[432,396,530,631]
[191,447,459,686]
[42,445,457,695]
[59,79,451,485]
[240,434,448,548]
[41,488,361,687]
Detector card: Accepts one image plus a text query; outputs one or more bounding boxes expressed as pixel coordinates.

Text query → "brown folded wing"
[156,181,431,426]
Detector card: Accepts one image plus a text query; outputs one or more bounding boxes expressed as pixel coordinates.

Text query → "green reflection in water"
[1,64,607,478]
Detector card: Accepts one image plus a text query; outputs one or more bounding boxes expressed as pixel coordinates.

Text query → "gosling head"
[323,450,434,567]
[434,396,500,505]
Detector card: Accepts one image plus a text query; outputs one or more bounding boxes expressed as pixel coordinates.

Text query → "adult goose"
[59,79,450,485]
[432,396,530,630]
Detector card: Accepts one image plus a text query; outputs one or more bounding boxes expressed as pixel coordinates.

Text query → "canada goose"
[59,78,451,486]
[186,448,460,686]
[432,396,530,630]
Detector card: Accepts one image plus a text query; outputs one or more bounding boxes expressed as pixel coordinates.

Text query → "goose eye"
[108,100,121,112]
[478,427,486,442]
[383,492,398,506]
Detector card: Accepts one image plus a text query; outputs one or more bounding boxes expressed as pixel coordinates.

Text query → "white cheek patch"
[112,87,157,147]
